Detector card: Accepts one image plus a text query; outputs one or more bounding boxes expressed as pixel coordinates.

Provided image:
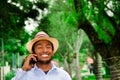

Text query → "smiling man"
[13,31,71,80]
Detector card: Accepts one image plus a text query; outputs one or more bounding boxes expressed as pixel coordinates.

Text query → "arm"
[13,54,37,80]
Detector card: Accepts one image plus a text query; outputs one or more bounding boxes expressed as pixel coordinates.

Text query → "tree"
[73,29,84,80]
[0,0,48,39]
[73,0,120,79]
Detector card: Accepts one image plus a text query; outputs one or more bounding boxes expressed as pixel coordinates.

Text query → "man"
[13,31,71,80]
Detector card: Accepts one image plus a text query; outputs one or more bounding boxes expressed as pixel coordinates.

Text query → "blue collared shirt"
[13,63,71,80]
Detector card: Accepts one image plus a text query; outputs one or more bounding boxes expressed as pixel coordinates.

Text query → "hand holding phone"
[22,54,37,71]
[30,56,37,64]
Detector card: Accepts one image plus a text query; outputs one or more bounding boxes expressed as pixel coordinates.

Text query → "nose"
[42,47,47,53]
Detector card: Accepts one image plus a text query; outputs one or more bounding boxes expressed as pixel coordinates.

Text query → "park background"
[0,0,120,80]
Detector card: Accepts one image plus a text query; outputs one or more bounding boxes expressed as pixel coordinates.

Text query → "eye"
[46,45,52,49]
[36,45,42,49]
[38,47,42,49]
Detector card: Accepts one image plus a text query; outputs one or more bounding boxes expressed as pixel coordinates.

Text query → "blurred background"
[0,0,120,80]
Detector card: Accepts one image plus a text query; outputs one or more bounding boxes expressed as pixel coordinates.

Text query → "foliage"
[0,0,49,39]
[5,71,14,80]
[81,75,110,80]
[82,0,115,44]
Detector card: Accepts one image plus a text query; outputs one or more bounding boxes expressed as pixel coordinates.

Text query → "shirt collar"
[32,63,57,72]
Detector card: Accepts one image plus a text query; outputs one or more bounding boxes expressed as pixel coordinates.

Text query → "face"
[34,40,54,64]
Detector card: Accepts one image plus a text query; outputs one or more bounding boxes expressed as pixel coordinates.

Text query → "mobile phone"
[29,56,37,64]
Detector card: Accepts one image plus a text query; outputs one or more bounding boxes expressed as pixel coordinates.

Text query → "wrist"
[22,66,28,71]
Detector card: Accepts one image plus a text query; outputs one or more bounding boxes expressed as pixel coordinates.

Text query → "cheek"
[51,51,54,56]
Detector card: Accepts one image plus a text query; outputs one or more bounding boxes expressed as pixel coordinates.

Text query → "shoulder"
[56,67,68,74]
[52,64,70,76]
[55,67,71,79]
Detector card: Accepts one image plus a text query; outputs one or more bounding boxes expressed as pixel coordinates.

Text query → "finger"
[31,56,37,62]
[31,54,37,56]
[31,64,35,68]
[26,54,36,60]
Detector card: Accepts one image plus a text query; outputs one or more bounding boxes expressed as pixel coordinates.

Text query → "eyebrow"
[35,42,51,46]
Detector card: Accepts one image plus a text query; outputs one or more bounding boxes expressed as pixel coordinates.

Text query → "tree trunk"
[64,58,72,77]
[73,29,83,80]
[109,64,120,80]
[94,52,103,80]
[105,57,120,80]
[74,53,82,80]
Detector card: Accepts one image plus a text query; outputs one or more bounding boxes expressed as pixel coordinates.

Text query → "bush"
[5,71,14,80]
[82,75,96,80]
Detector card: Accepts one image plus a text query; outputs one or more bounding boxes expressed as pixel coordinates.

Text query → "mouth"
[41,54,49,57]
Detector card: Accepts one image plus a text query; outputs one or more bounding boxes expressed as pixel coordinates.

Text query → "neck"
[36,62,52,71]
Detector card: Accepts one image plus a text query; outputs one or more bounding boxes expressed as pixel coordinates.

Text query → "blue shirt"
[13,64,71,80]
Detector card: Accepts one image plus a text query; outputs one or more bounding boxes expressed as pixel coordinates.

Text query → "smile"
[41,54,49,57]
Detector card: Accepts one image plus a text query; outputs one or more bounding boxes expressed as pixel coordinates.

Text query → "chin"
[38,59,51,64]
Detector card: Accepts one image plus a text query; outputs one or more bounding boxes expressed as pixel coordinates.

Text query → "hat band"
[35,34,49,38]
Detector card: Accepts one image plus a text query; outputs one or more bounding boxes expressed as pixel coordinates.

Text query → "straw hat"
[26,31,59,54]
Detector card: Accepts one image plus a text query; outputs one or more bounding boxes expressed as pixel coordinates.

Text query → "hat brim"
[26,37,59,54]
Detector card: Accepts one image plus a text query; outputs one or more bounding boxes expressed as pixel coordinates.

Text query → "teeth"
[42,54,48,57]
